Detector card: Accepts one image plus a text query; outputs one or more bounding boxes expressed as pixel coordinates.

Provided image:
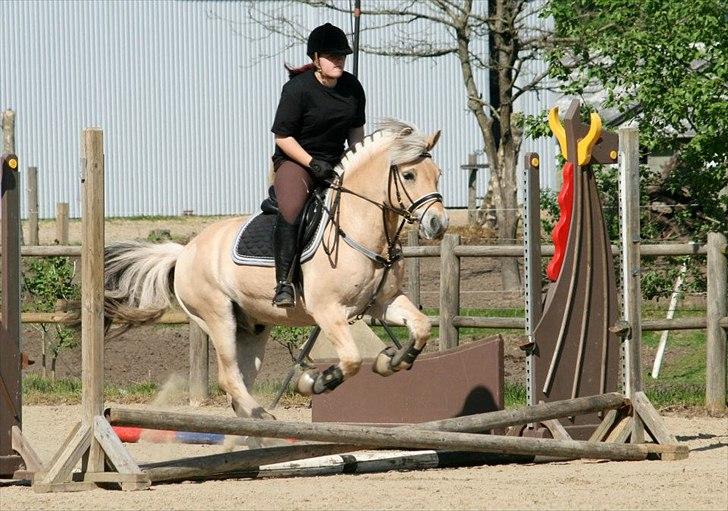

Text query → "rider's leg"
[272,161,313,307]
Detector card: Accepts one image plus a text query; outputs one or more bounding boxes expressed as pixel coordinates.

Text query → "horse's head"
[381,120,449,240]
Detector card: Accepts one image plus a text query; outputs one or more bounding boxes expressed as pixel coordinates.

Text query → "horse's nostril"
[430,216,441,232]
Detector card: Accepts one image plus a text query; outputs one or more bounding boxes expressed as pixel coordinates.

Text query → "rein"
[318,152,443,319]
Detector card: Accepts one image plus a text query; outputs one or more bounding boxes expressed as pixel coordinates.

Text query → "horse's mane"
[336,118,429,175]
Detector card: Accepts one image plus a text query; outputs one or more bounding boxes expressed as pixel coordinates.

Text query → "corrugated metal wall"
[1,0,557,218]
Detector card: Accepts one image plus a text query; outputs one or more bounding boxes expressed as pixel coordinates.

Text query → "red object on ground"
[112,426,142,443]
[547,162,575,282]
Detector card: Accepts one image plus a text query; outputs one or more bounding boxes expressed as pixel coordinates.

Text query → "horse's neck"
[337,151,399,254]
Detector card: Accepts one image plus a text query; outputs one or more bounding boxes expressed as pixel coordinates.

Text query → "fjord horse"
[103,119,448,420]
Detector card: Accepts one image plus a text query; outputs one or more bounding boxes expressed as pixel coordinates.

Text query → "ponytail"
[285,62,316,79]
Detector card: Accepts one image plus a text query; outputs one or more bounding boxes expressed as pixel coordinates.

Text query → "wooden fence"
[7,228,727,409]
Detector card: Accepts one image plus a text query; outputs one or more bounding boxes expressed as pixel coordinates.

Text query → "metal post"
[522,153,542,407]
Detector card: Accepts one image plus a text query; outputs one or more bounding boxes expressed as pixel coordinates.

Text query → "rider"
[270,23,366,307]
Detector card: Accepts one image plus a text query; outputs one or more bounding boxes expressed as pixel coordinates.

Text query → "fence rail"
[12,235,727,410]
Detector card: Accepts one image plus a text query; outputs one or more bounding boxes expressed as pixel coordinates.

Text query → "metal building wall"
[2,0,557,218]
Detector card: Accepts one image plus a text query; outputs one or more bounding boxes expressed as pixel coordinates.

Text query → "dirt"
[1,405,727,510]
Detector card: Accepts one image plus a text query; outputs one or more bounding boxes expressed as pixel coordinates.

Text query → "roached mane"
[336,118,429,174]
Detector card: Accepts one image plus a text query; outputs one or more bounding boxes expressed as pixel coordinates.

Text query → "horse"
[103,119,448,421]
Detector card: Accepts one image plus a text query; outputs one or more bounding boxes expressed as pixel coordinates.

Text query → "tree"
[545,0,728,240]
[244,0,563,291]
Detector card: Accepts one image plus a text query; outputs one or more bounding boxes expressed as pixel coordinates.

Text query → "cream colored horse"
[103,119,448,420]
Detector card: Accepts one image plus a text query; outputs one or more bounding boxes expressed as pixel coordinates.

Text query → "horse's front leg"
[372,293,431,376]
[295,307,362,395]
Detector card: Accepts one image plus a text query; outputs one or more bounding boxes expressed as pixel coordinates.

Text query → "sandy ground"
[1,404,726,510]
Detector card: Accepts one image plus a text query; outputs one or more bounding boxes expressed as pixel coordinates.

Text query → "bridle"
[318,152,443,319]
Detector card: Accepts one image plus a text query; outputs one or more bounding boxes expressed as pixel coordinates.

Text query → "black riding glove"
[308,159,336,181]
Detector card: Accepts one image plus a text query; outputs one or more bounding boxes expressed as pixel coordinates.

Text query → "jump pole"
[107,406,686,463]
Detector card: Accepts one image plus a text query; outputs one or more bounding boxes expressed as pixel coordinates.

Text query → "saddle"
[231,185,331,269]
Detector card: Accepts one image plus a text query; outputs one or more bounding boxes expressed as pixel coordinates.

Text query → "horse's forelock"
[377,118,430,165]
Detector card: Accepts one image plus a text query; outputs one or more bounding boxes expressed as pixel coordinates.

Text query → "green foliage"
[545,0,728,239]
[22,257,79,312]
[270,326,311,353]
[22,257,81,361]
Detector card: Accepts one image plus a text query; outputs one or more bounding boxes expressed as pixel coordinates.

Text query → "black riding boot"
[272,214,300,307]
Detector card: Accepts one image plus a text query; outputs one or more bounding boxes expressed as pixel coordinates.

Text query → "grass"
[21,374,308,408]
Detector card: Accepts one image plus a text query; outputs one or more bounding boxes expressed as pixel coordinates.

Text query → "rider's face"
[317,53,346,79]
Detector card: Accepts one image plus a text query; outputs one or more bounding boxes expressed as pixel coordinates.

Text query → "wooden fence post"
[81,127,105,472]
[619,126,644,443]
[706,232,727,412]
[189,322,210,406]
[55,202,69,245]
[27,166,39,245]
[439,234,460,351]
[406,230,421,309]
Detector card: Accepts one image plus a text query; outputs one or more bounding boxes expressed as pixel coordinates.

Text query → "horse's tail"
[104,241,184,328]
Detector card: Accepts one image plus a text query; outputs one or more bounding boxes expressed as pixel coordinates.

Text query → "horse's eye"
[403,171,415,181]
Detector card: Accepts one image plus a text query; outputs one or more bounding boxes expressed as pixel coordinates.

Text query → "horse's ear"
[426,130,442,151]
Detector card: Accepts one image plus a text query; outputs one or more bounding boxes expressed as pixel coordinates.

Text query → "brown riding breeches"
[273,160,314,224]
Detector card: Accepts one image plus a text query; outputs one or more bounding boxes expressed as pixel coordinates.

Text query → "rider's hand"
[308,159,336,181]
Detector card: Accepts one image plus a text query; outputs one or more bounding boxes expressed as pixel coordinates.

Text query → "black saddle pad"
[232,187,331,267]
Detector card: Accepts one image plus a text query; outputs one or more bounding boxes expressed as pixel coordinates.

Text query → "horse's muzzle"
[419,209,449,240]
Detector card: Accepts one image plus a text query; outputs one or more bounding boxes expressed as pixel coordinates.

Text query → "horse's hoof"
[372,347,397,377]
[259,410,276,421]
[296,369,319,395]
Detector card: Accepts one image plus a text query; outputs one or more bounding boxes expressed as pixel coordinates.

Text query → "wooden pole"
[141,443,358,483]
[406,230,421,309]
[26,166,39,245]
[2,110,15,153]
[0,152,23,476]
[439,234,460,350]
[399,392,627,433]
[107,407,683,462]
[81,128,105,472]
[706,232,727,412]
[188,322,210,406]
[619,127,644,443]
[55,202,69,245]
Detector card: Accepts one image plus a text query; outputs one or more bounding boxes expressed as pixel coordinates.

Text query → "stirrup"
[273,281,295,308]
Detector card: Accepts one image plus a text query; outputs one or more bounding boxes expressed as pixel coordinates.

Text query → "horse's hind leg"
[186,297,273,420]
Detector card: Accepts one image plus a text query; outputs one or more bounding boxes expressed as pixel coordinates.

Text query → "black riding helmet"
[306,23,353,58]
